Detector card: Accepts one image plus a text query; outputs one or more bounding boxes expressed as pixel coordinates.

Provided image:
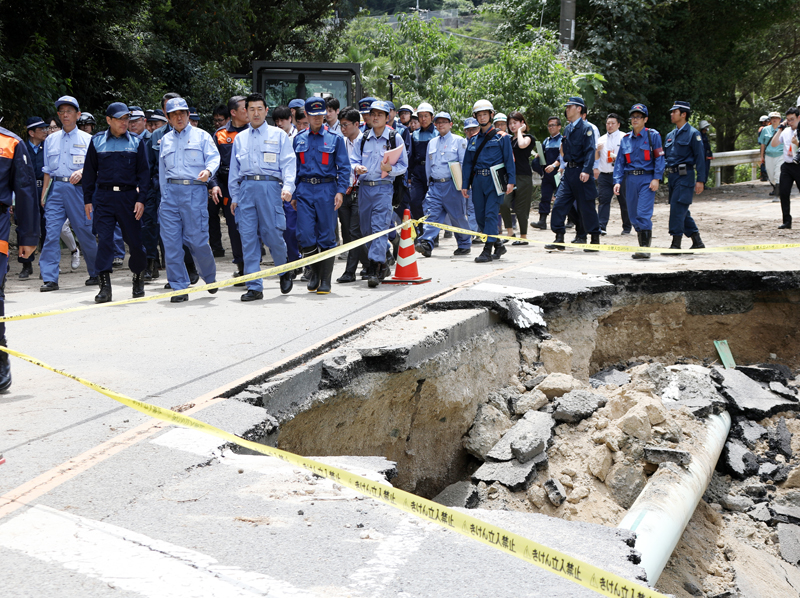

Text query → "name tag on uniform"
[72,155,85,165]
[263,152,277,163]
[265,140,278,146]
[73,144,86,148]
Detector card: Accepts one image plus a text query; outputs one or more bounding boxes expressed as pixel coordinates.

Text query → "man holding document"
[350,100,408,288]
[414,112,472,258]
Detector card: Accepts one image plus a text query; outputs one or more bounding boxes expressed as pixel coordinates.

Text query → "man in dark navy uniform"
[82,102,150,302]
[0,121,40,390]
[18,117,48,279]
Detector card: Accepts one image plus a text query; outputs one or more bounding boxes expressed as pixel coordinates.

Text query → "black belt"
[666,165,691,174]
[299,176,335,184]
[566,162,582,169]
[167,179,206,186]
[53,176,80,185]
[627,169,654,176]
[245,175,282,183]
[361,179,392,187]
[98,184,136,192]
[475,169,491,176]
[429,177,452,183]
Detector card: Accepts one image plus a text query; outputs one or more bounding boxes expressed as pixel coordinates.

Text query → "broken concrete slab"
[772,504,800,525]
[589,368,631,388]
[784,466,800,489]
[778,523,800,565]
[660,365,728,417]
[736,365,788,385]
[733,418,769,449]
[552,389,607,423]
[748,502,773,523]
[605,464,647,509]
[486,411,555,463]
[320,349,364,389]
[712,367,800,419]
[464,403,514,460]
[535,373,582,399]
[510,389,548,416]
[432,481,479,509]
[643,447,692,466]
[472,453,547,491]
[539,339,573,374]
[494,297,546,330]
[721,494,755,512]
[769,381,798,400]
[630,362,670,394]
[544,477,567,506]
[769,417,793,459]
[722,440,760,480]
[588,445,613,482]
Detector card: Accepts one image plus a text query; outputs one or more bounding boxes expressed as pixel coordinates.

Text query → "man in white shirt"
[594,113,632,235]
[769,107,800,229]
[335,107,368,283]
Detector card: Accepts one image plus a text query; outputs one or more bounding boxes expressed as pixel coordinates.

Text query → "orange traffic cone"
[383,210,431,285]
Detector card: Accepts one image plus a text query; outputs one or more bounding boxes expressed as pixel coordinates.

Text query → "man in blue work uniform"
[358,97,377,133]
[462,117,480,236]
[531,116,563,230]
[158,97,220,303]
[39,96,99,291]
[81,103,150,302]
[545,97,599,252]
[414,111,471,257]
[293,97,351,295]
[0,122,39,389]
[664,100,707,253]
[612,103,665,259]
[228,92,296,301]
[289,99,305,127]
[408,102,437,224]
[461,99,515,263]
[351,100,408,288]
[18,117,48,279]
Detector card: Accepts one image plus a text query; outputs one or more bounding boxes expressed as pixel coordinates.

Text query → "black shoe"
[95,272,112,303]
[472,236,483,245]
[433,235,440,248]
[132,270,145,298]
[443,230,453,239]
[144,258,160,282]
[316,257,335,294]
[565,221,575,229]
[233,262,245,287]
[301,266,311,281]
[632,230,651,260]
[170,294,189,303]
[779,221,792,229]
[492,240,507,260]
[378,261,391,281]
[280,272,293,294]
[621,229,632,235]
[306,264,320,292]
[112,257,124,269]
[531,215,548,230]
[40,281,59,292]
[584,233,600,252]
[336,271,357,283]
[544,232,566,251]
[208,284,218,294]
[0,340,11,393]
[511,240,529,246]
[188,270,199,285]
[571,236,587,245]
[599,228,607,236]
[164,282,172,289]
[240,289,263,302]
[85,276,99,286]
[359,268,368,280]
[667,235,683,256]
[453,247,471,256]
[18,263,32,280]
[475,242,494,263]
[415,240,432,258]
[689,233,705,249]
[212,248,225,258]
[367,261,381,288]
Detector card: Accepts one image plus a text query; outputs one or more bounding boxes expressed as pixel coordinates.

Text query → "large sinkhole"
[232,270,800,499]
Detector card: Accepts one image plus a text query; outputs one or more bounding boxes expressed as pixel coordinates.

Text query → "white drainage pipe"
[617,410,731,584]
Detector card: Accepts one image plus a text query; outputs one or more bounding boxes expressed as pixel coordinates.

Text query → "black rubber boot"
[689,232,705,249]
[492,239,507,260]
[0,339,11,393]
[474,241,494,263]
[144,258,160,282]
[584,233,600,252]
[132,270,145,298]
[18,262,33,280]
[415,240,432,258]
[367,260,381,288]
[234,262,245,287]
[667,234,683,256]
[315,257,335,294]
[544,232,566,251]
[632,230,651,260]
[95,272,112,303]
[303,247,320,292]
[279,272,293,294]
[531,214,548,230]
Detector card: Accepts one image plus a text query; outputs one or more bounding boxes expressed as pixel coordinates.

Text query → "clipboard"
[490,163,508,195]
[448,162,462,191]
[535,140,545,164]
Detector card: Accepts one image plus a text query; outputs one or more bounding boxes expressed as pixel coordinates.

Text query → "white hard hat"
[472,99,494,115]
[698,120,710,130]
[493,112,508,123]
[416,102,434,115]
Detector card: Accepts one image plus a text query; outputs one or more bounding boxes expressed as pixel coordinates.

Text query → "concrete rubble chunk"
[606,464,647,509]
[630,362,670,394]
[643,447,692,466]
[543,477,567,506]
[523,374,547,391]
[778,523,800,565]
[661,365,728,417]
[552,389,607,423]
[617,406,652,441]
[759,462,779,482]
[784,466,800,489]
[590,368,631,388]
[432,481,479,509]
[487,390,513,418]
[721,494,755,512]
[733,418,769,449]
[736,365,788,385]
[320,349,363,388]
[472,453,546,491]
[511,389,548,416]
[768,417,793,459]
[712,366,800,419]
[463,404,513,460]
[770,381,798,400]
[723,440,760,480]
[772,504,800,525]
[496,297,546,330]
[748,502,773,523]
[535,373,581,400]
[588,445,613,482]
[539,339,573,375]
[486,411,554,463]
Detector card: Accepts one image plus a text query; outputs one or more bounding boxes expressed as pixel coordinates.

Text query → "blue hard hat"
[106,102,130,119]
[370,100,392,115]
[26,116,47,129]
[629,103,649,117]
[305,97,327,116]
[463,117,479,129]
[670,100,691,112]
[386,100,396,111]
[288,99,305,110]
[55,95,80,111]
[165,97,189,114]
[433,111,452,122]
[564,96,586,109]
[358,97,378,113]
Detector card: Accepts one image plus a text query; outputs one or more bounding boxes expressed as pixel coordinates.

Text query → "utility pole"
[559,0,576,52]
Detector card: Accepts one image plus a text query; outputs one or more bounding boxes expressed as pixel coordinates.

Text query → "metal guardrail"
[710,149,760,187]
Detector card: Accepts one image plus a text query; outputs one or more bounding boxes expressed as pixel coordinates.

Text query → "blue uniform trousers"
[539,178,556,215]
[597,172,631,232]
[471,174,503,243]
[550,168,600,235]
[283,202,301,262]
[142,194,160,261]
[295,181,337,251]
[40,181,98,283]
[622,173,655,232]
[159,185,216,291]
[408,174,427,221]
[668,177,699,237]
[465,191,477,231]
[235,179,286,293]
[0,209,10,340]
[420,181,472,249]
[358,183,393,263]
[113,225,125,258]
[93,190,147,274]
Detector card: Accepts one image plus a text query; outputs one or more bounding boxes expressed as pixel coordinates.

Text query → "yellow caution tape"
[0,344,666,598]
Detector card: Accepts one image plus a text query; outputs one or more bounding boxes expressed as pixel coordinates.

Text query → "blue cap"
[358,97,378,113]
[149,109,167,122]
[165,97,189,114]
[188,107,200,121]
[670,100,691,112]
[55,96,80,111]
[26,116,47,129]
[463,117,479,129]
[385,100,396,111]
[106,102,130,119]
[369,100,392,115]
[304,97,327,116]
[433,111,452,122]
[564,97,585,109]
[129,106,145,120]
[288,99,305,110]
[629,103,648,117]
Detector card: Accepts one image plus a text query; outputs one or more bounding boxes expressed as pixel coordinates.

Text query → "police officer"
[81,103,150,302]
[531,116,562,230]
[414,112,471,257]
[351,100,408,287]
[146,109,166,134]
[358,97,377,133]
[612,103,664,259]
[39,96,99,291]
[158,97,220,302]
[0,121,39,390]
[461,99,515,263]
[293,97,351,295]
[545,97,600,252]
[228,92,296,301]
[408,102,436,223]
[77,112,96,135]
[18,117,48,279]
[664,100,707,253]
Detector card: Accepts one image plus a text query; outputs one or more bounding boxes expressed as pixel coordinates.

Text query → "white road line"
[150,427,226,456]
